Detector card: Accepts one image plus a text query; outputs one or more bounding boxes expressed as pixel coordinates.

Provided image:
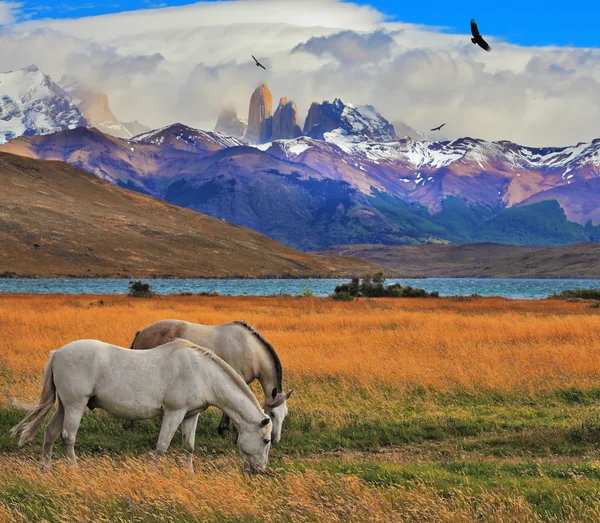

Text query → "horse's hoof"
[217,427,230,439]
[123,421,136,432]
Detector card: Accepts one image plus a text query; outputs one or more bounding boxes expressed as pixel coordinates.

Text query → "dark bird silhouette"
[430,123,446,132]
[252,55,266,70]
[470,19,491,52]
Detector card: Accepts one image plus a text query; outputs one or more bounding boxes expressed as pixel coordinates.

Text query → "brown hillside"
[0,152,378,278]
[317,242,600,279]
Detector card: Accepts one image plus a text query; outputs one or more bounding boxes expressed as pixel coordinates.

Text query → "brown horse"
[131,320,292,443]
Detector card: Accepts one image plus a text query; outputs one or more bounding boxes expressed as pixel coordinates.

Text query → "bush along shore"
[331,273,439,301]
[550,288,600,300]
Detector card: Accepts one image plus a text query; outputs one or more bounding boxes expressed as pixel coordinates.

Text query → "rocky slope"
[0,151,380,278]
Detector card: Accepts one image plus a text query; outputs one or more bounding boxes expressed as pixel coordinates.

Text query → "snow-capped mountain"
[304,98,397,142]
[0,65,87,144]
[132,123,244,152]
[265,133,600,215]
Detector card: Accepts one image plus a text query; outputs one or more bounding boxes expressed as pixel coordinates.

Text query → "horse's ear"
[260,418,270,427]
[285,389,294,400]
[271,387,278,399]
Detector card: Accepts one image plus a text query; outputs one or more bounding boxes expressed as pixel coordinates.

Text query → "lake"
[0,278,599,299]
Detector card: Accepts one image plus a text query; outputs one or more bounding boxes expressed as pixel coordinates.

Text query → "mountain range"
[1,65,599,251]
[0,151,378,278]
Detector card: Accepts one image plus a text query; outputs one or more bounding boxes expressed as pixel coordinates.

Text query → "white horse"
[130,320,293,443]
[11,339,273,473]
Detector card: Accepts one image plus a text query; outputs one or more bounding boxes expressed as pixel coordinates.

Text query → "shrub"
[299,285,315,298]
[550,289,600,300]
[331,274,438,300]
[329,290,354,301]
[128,280,153,298]
[197,291,220,297]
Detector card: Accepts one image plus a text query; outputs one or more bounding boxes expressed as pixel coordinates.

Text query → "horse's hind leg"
[217,413,231,438]
[153,409,187,468]
[181,413,199,472]
[41,397,65,471]
[61,400,87,467]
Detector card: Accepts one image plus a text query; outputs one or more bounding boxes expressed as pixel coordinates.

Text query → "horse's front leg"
[152,409,187,469]
[181,413,200,473]
[217,412,231,438]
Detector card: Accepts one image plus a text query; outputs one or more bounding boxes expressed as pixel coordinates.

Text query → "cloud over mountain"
[293,30,396,65]
[1,0,599,146]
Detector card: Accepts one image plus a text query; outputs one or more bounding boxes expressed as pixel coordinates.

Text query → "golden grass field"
[2,294,600,521]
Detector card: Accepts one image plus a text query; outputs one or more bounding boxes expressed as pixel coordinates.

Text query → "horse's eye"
[270,412,276,419]
[264,439,271,445]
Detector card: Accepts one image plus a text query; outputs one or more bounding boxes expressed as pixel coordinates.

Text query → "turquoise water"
[0,278,599,299]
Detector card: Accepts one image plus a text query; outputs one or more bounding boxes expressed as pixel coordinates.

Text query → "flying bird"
[431,123,446,132]
[470,19,491,52]
[252,55,266,70]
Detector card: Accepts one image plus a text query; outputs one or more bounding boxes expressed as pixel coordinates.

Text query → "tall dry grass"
[1,295,599,404]
[3,455,599,522]
[3,295,600,521]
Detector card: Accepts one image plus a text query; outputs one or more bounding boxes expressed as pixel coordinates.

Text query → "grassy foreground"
[1,295,600,521]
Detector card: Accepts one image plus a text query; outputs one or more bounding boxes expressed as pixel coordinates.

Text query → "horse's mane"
[174,339,263,412]
[130,330,141,349]
[227,321,283,392]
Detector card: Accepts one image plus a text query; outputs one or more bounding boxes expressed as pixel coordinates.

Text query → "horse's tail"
[130,330,141,349]
[10,351,57,447]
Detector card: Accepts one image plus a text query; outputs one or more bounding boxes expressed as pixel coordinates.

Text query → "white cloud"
[293,30,396,65]
[0,0,599,146]
[0,1,20,25]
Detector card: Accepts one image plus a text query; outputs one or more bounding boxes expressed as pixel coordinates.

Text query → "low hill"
[0,152,380,278]
[317,243,600,279]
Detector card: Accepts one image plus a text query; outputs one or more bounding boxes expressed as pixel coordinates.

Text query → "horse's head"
[237,417,272,474]
[264,388,293,444]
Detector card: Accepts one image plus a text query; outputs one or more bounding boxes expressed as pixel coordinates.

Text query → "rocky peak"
[59,76,140,139]
[214,104,247,139]
[272,97,302,141]
[303,98,396,142]
[245,83,273,144]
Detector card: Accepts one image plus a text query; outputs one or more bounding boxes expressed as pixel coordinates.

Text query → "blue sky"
[16,0,599,48]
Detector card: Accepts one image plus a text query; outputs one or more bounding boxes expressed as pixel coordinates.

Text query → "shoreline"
[3,275,600,280]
